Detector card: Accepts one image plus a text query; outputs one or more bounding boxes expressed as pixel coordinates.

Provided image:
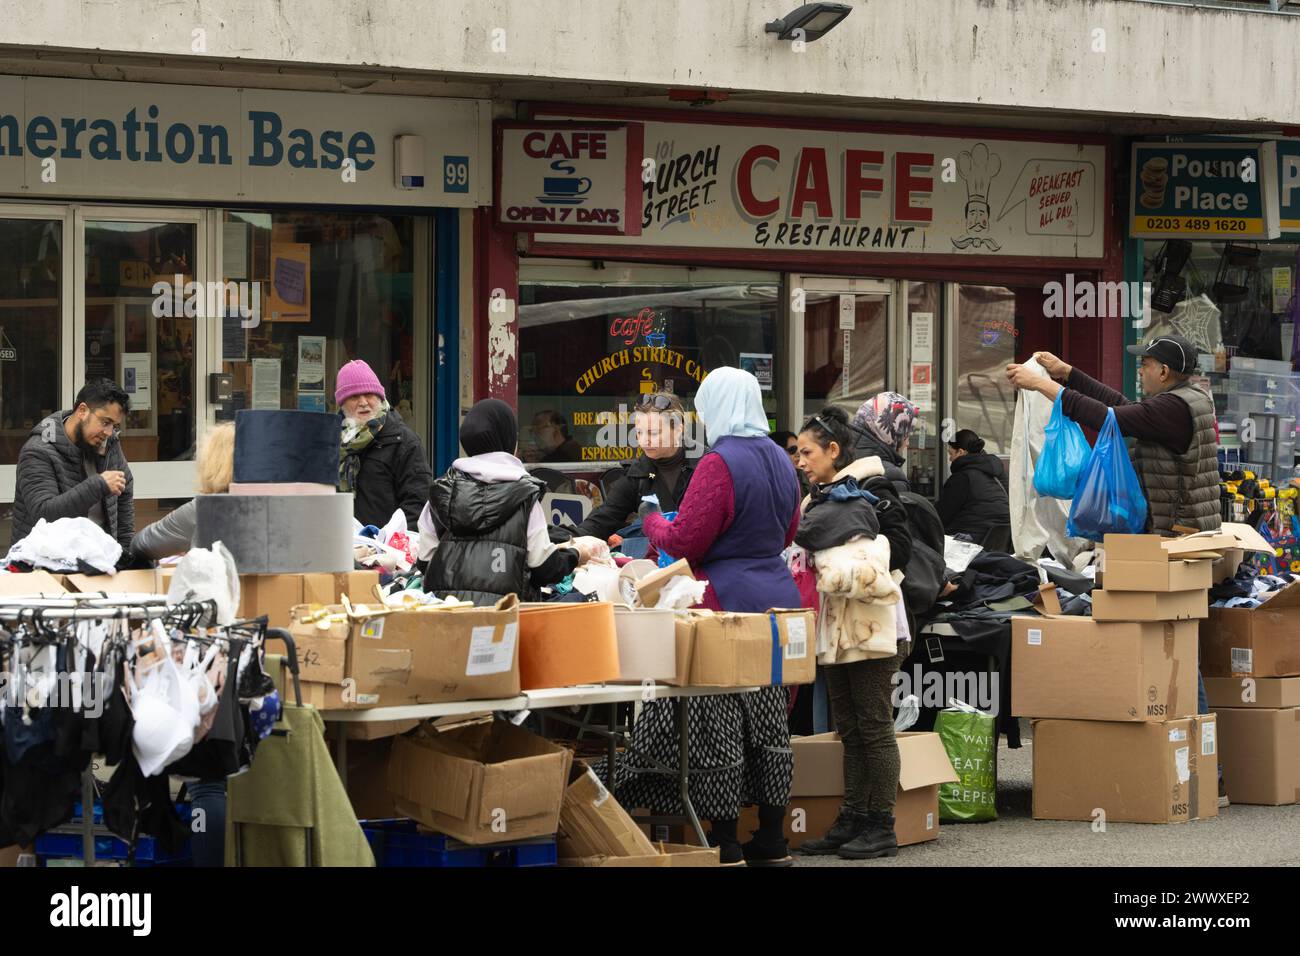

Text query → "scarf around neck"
[339,400,390,493]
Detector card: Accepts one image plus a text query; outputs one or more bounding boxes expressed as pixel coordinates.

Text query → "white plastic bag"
[5,517,122,573]
[166,541,241,625]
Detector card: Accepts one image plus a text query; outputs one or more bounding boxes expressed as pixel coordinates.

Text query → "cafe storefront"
[487,106,1121,519]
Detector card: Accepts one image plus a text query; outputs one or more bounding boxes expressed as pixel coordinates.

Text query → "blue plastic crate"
[35,832,191,866]
[39,800,194,865]
[361,819,556,868]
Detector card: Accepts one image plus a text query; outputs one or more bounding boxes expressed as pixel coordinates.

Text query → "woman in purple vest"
[640,366,804,866]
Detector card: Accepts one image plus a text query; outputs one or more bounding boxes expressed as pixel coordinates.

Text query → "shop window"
[953,284,1020,469]
[1143,239,1300,483]
[802,291,888,422]
[219,211,418,428]
[84,220,197,465]
[0,218,61,466]
[517,263,780,493]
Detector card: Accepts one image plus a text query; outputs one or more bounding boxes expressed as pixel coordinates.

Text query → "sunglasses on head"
[636,393,676,411]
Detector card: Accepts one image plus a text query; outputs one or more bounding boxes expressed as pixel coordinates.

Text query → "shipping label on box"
[1013,616,1198,721]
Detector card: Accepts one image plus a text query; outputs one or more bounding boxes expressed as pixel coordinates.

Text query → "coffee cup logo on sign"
[1139,157,1170,209]
[540,159,592,204]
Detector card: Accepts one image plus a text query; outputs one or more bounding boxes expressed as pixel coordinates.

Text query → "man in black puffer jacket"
[11,380,134,552]
[937,429,1009,543]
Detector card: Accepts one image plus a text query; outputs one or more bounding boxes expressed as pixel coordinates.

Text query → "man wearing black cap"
[1006,334,1221,535]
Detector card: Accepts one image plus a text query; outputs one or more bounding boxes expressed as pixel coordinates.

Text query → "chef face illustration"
[953,143,1003,252]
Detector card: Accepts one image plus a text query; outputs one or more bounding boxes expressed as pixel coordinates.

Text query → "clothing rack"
[0,597,255,867]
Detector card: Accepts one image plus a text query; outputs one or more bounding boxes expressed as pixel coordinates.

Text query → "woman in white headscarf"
[600,367,805,867]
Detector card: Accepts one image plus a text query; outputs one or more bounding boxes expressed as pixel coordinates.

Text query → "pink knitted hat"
[335,360,384,404]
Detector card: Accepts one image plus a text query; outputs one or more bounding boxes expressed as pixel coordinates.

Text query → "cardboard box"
[688,609,816,687]
[662,613,697,687]
[557,762,659,860]
[0,571,67,596]
[1100,558,1213,593]
[1032,715,1219,823]
[1204,676,1300,710]
[1012,617,1198,721]
[314,571,383,607]
[65,569,165,595]
[1215,707,1300,806]
[1104,532,1237,562]
[289,596,521,709]
[1091,588,1208,622]
[560,843,720,867]
[160,570,382,629]
[612,607,677,684]
[1200,581,1300,678]
[335,737,403,820]
[0,845,32,867]
[633,558,695,609]
[387,718,572,845]
[735,731,957,848]
[518,602,620,690]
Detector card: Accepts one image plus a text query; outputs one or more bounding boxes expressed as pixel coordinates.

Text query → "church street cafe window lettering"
[517,263,778,466]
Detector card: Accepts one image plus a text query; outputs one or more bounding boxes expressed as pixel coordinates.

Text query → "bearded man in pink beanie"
[335,358,431,528]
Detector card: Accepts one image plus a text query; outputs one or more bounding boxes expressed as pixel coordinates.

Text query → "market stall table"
[321,684,761,848]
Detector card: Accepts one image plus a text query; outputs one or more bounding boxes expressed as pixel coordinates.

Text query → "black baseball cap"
[1126,335,1197,374]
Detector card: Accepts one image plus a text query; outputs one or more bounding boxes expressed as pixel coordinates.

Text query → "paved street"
[799,722,1300,867]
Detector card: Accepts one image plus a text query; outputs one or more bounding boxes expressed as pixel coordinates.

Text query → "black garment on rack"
[102,754,190,855]
[168,637,253,780]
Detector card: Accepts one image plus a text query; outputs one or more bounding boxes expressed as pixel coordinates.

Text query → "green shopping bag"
[935,698,997,822]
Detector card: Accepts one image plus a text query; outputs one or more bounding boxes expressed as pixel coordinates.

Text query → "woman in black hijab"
[422,399,595,604]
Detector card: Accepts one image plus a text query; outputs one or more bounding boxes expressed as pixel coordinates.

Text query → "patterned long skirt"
[593,686,794,821]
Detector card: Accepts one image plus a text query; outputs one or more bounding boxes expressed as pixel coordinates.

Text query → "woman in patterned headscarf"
[850,391,918,494]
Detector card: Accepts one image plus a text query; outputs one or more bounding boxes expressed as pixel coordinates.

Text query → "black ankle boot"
[837,810,899,860]
[707,819,744,866]
[741,804,794,867]
[797,806,870,855]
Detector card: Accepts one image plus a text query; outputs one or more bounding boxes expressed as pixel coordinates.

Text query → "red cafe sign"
[495,122,644,236]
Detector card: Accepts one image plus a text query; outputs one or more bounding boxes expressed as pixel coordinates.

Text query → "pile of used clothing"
[907,551,1064,748]
[1210,566,1297,609]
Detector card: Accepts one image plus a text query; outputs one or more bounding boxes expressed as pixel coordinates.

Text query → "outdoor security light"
[765,3,852,42]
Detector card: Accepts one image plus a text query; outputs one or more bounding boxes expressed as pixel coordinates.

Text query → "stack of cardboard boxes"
[1200,557,1300,807]
[1014,532,1224,824]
